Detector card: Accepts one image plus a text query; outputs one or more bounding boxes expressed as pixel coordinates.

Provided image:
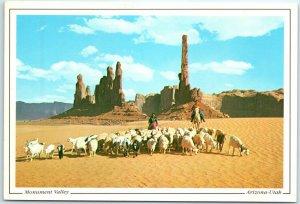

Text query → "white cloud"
[190,60,253,75]
[85,17,141,34]
[24,94,69,103]
[123,63,154,82]
[95,53,154,82]
[37,25,47,32]
[68,16,283,44]
[98,54,134,64]
[123,88,136,100]
[160,71,178,81]
[71,16,201,46]
[199,16,283,40]
[68,24,95,35]
[16,59,103,87]
[81,45,98,57]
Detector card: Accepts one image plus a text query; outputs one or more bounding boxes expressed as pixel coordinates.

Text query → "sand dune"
[16,118,283,188]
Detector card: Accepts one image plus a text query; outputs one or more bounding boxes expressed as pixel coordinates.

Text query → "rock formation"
[142,94,161,116]
[135,94,146,112]
[113,62,125,106]
[93,62,126,112]
[201,89,284,117]
[175,35,202,105]
[73,74,86,108]
[159,86,177,112]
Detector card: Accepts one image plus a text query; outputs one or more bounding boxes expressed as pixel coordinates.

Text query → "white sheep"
[181,136,199,156]
[112,136,129,156]
[24,138,39,159]
[67,136,87,154]
[147,138,157,156]
[45,144,55,159]
[74,137,88,156]
[87,138,98,157]
[159,136,169,154]
[228,135,250,156]
[26,142,45,162]
[203,133,217,152]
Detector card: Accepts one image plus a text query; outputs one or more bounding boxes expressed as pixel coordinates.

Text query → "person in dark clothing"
[191,105,196,122]
[200,109,205,122]
[148,113,158,130]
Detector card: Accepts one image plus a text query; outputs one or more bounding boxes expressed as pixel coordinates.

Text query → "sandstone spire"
[73,74,86,107]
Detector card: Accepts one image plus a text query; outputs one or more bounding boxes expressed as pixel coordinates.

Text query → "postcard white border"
[3,1,298,202]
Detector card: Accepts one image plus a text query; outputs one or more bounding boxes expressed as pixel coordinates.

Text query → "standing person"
[200,109,205,122]
[148,113,158,130]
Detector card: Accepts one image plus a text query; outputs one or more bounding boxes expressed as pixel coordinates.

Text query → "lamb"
[216,133,226,152]
[97,133,108,152]
[161,127,175,152]
[45,144,55,159]
[159,136,169,154]
[203,133,217,153]
[173,131,183,151]
[112,136,130,156]
[193,130,206,150]
[87,138,98,157]
[228,135,250,156]
[24,138,39,159]
[74,137,88,156]
[57,144,65,159]
[85,135,98,144]
[132,140,140,158]
[103,134,117,154]
[181,136,199,156]
[26,142,45,162]
[67,136,87,155]
[147,138,157,156]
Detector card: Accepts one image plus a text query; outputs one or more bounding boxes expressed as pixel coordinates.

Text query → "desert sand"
[16,118,283,188]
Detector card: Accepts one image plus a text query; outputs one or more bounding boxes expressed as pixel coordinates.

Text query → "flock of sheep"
[23,127,250,162]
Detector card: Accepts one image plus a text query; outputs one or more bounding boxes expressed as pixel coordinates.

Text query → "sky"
[16,15,284,103]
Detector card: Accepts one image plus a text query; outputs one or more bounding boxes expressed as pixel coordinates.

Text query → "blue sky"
[16,15,284,103]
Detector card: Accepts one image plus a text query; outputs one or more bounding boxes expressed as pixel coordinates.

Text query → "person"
[148,113,158,130]
[200,109,205,122]
[190,105,196,122]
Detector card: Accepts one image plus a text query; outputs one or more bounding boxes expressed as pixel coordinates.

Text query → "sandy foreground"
[16,118,283,188]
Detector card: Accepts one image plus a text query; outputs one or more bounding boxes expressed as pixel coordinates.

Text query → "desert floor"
[15,118,283,188]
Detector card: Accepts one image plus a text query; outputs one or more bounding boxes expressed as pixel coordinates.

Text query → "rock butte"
[55,34,283,120]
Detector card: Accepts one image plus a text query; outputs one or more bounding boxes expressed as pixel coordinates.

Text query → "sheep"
[203,133,217,153]
[26,142,45,162]
[67,136,87,155]
[181,136,199,156]
[57,144,65,159]
[85,135,98,144]
[228,135,250,156]
[74,137,88,156]
[159,136,169,154]
[87,138,98,157]
[122,137,131,157]
[147,138,157,156]
[112,136,130,156]
[187,127,197,138]
[161,127,175,152]
[173,131,183,151]
[97,133,108,152]
[45,144,55,159]
[216,133,226,152]
[193,130,206,150]
[103,134,117,154]
[24,138,39,159]
[132,140,140,158]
